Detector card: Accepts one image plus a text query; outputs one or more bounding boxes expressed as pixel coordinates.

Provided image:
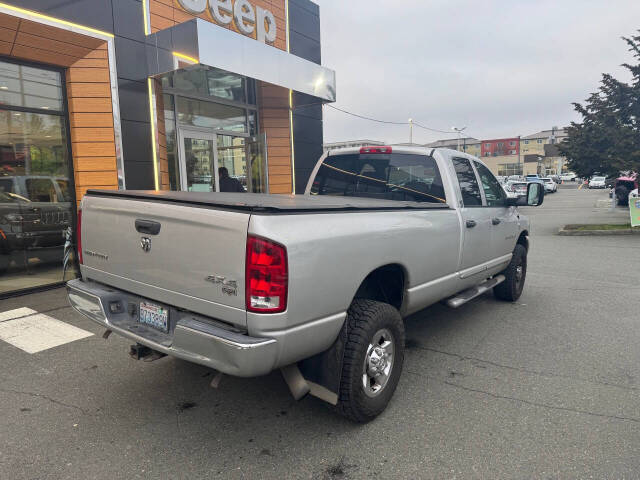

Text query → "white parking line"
[0,307,37,322]
[0,308,93,354]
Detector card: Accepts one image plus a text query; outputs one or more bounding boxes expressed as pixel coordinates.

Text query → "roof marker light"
[360,146,392,154]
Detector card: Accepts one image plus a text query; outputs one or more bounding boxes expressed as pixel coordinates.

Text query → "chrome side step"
[446,275,506,308]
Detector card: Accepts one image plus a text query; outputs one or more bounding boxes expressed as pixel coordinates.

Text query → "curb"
[558,227,640,236]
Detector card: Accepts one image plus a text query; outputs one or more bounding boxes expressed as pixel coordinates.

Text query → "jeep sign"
[177,0,277,44]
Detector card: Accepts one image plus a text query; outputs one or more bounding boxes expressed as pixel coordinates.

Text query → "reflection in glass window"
[310,153,446,203]
[0,60,63,111]
[177,96,247,132]
[474,161,506,207]
[452,157,482,206]
[0,61,75,294]
[163,94,179,190]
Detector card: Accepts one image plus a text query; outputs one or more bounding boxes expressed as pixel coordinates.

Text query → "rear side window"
[310,153,446,203]
[452,157,482,206]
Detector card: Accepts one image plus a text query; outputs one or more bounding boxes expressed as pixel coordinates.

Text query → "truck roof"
[86,190,450,213]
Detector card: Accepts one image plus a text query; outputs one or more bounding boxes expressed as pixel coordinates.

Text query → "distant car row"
[497,174,558,198]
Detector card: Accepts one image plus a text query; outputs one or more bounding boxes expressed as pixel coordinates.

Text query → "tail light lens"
[77,208,83,264]
[360,146,392,154]
[246,235,288,313]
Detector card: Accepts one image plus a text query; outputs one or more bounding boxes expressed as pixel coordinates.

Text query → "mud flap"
[297,320,347,405]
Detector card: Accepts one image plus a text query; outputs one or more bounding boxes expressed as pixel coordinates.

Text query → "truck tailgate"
[80,195,249,327]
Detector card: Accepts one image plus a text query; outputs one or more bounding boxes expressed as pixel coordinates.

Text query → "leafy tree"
[560,33,640,178]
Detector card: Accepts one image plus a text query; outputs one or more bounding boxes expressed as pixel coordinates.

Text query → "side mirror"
[506,183,544,207]
[525,182,544,206]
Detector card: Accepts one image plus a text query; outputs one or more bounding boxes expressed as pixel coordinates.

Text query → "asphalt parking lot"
[1,185,639,479]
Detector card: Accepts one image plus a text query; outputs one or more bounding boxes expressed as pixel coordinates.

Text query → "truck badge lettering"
[205,275,238,296]
[140,237,151,253]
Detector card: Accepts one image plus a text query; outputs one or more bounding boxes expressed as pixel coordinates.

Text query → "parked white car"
[589,176,607,189]
[541,178,557,193]
[560,172,576,182]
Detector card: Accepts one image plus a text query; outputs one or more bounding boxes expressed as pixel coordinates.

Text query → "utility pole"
[408,118,413,144]
[452,126,466,152]
[517,135,521,175]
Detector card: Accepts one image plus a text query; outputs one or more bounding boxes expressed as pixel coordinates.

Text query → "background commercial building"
[0,0,334,297]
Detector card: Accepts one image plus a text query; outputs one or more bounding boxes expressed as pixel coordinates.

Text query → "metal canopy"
[146,18,336,102]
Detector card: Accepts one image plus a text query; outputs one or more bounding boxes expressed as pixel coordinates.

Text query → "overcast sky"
[316,0,640,144]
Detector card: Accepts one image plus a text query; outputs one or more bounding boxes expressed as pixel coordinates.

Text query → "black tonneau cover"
[85,190,450,213]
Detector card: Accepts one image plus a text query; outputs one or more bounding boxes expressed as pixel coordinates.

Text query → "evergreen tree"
[560,33,640,177]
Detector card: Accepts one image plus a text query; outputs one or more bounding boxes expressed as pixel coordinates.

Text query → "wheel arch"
[517,230,529,252]
[353,263,407,311]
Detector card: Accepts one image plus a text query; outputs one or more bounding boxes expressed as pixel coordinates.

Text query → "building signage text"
[176,0,277,44]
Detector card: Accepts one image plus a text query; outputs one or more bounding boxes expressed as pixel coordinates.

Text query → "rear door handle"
[466,220,477,228]
[135,219,161,235]
[492,218,501,225]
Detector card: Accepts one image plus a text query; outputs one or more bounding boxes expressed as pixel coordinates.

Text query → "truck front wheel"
[336,299,405,423]
[494,244,527,302]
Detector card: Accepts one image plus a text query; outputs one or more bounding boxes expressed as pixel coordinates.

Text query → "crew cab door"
[451,157,494,277]
[472,160,519,261]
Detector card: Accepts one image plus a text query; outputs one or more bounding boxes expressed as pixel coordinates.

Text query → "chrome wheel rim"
[362,328,395,397]
[515,264,523,285]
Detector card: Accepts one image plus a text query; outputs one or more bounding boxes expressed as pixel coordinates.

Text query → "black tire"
[336,299,405,423]
[494,244,527,302]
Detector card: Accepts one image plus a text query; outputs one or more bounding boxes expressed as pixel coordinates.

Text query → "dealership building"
[0,0,333,297]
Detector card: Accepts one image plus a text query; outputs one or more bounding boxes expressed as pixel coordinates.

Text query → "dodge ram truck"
[67,146,544,422]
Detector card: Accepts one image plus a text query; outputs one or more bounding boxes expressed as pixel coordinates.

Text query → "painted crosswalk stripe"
[0,308,93,354]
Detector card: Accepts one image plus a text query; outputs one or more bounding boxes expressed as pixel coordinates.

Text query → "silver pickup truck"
[67,146,543,422]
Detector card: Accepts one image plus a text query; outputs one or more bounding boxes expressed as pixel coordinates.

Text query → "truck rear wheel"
[494,244,527,302]
[336,299,404,423]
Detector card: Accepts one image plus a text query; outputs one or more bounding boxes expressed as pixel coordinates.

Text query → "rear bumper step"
[67,279,277,377]
[446,275,505,308]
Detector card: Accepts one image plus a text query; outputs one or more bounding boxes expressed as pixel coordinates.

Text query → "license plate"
[139,302,168,332]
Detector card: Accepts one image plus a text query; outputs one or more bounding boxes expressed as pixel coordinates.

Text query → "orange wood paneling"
[67,67,110,83]
[257,81,292,193]
[69,96,112,113]
[72,142,116,157]
[69,113,115,128]
[0,11,119,204]
[67,83,111,98]
[71,127,115,143]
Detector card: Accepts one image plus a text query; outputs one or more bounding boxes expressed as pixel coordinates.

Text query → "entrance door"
[178,129,218,192]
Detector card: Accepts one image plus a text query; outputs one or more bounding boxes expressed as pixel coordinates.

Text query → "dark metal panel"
[293,113,322,144]
[123,160,155,190]
[115,36,148,81]
[10,0,116,33]
[121,119,152,163]
[289,31,321,64]
[288,2,320,43]
[118,79,147,123]
[113,0,145,43]
[289,0,319,17]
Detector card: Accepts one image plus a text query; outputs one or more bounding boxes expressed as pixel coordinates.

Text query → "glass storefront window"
[0,61,63,111]
[163,94,179,190]
[171,66,253,105]
[0,60,75,296]
[177,96,247,133]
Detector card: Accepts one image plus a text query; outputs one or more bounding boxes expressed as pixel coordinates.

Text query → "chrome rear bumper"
[67,279,277,377]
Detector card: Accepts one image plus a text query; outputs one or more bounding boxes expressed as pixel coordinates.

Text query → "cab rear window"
[310,153,446,203]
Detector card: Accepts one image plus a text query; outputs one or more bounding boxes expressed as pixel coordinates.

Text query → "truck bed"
[85,190,450,213]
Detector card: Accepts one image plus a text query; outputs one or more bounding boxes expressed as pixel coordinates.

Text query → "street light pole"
[408,118,413,145]
[452,126,466,152]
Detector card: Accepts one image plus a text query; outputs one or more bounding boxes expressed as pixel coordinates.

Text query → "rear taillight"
[77,208,83,264]
[360,146,392,154]
[246,235,288,313]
